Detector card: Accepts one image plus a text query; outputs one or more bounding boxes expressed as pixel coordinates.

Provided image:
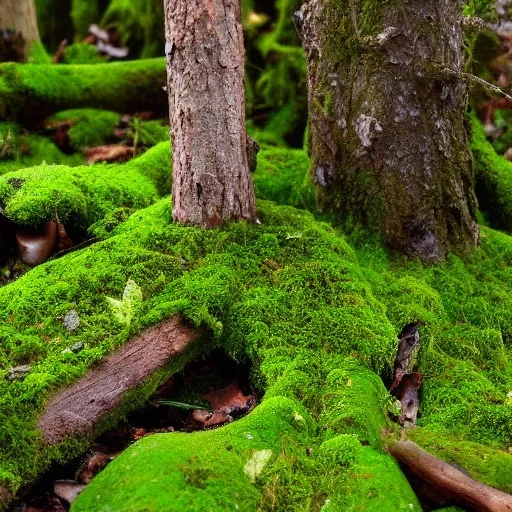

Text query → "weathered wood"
[38,316,200,445]
[388,439,512,512]
[164,0,256,227]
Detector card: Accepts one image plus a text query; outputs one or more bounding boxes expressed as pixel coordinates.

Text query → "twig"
[431,61,512,102]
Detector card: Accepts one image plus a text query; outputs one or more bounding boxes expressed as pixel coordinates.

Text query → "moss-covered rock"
[0,141,170,231]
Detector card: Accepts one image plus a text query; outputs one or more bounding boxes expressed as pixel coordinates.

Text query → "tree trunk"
[0,0,40,60]
[164,0,256,227]
[298,0,479,262]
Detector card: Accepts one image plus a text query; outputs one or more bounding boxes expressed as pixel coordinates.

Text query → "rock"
[63,310,80,332]
[16,221,57,266]
[53,480,86,504]
[8,364,31,382]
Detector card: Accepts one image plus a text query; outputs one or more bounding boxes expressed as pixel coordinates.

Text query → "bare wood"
[0,0,40,56]
[388,439,512,512]
[38,316,200,445]
[164,0,256,227]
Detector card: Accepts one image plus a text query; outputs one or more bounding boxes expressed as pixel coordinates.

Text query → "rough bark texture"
[164,0,256,227]
[0,58,167,123]
[38,316,200,445]
[388,440,512,511]
[298,0,479,262]
[0,0,40,59]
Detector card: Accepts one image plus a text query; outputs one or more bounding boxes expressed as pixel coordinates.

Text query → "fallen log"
[388,439,512,512]
[38,315,201,445]
[0,58,167,124]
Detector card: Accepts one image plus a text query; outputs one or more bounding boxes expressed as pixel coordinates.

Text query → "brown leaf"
[202,382,252,412]
[192,409,230,427]
[131,427,148,440]
[85,145,134,164]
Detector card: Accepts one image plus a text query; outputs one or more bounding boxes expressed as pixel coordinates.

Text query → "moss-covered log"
[298,0,479,261]
[0,58,167,123]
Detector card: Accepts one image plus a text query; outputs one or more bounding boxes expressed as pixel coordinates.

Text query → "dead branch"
[388,439,512,512]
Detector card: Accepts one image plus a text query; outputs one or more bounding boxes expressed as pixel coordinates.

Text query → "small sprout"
[157,400,210,411]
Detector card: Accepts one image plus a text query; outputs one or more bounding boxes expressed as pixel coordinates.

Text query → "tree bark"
[298,0,479,262]
[0,0,40,60]
[164,0,256,227]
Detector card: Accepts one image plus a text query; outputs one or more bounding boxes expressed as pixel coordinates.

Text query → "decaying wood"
[164,0,256,227]
[390,323,422,426]
[38,316,200,445]
[388,439,512,512]
[390,322,420,392]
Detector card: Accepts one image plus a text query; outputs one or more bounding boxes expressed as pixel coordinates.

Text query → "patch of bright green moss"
[252,145,315,211]
[471,114,512,231]
[0,141,170,229]
[51,109,120,150]
[62,44,106,65]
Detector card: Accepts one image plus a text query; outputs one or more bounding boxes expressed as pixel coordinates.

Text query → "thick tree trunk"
[0,0,40,60]
[164,0,256,227]
[298,0,479,262]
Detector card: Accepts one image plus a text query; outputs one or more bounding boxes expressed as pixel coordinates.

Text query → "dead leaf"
[85,145,134,164]
[202,382,252,412]
[192,409,230,427]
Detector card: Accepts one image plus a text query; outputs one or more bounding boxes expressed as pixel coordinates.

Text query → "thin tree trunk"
[164,0,256,227]
[298,0,479,262]
[0,0,40,59]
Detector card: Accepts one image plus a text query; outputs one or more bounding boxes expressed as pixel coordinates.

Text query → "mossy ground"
[0,135,511,510]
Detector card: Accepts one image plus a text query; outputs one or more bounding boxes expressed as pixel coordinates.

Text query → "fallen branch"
[0,58,167,124]
[388,439,512,512]
[38,315,201,445]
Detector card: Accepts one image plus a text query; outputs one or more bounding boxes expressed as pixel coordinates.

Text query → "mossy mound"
[471,114,512,231]
[0,142,512,509]
[0,122,84,174]
[0,141,170,230]
[50,109,121,150]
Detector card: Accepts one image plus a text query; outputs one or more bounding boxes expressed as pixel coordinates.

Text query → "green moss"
[0,58,166,123]
[71,0,100,40]
[471,114,512,231]
[2,135,512,509]
[51,109,120,150]
[0,141,170,229]
[0,122,84,174]
[62,44,105,65]
[252,145,316,211]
